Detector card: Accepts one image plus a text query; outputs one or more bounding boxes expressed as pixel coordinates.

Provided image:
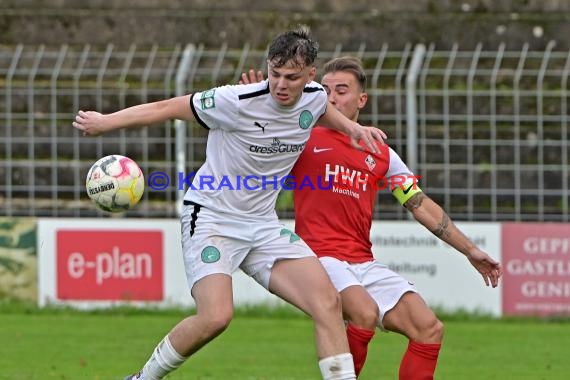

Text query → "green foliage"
[276,189,294,211]
[0,256,24,274]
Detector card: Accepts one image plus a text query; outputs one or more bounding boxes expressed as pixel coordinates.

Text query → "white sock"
[318,353,356,380]
[138,335,187,380]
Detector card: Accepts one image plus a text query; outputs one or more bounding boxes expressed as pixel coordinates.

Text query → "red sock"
[346,323,375,377]
[399,340,441,380]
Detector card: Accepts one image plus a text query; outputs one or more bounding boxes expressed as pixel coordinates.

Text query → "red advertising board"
[502,223,570,316]
[56,230,163,301]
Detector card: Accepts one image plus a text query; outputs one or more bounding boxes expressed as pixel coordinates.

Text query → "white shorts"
[319,256,417,329]
[181,202,315,292]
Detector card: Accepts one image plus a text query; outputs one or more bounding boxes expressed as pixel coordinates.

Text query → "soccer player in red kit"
[243,56,502,379]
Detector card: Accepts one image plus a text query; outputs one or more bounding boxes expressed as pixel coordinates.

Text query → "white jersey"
[186,79,328,216]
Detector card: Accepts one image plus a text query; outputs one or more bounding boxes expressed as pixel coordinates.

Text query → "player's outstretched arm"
[239,68,387,153]
[404,192,503,287]
[73,95,194,136]
[317,103,386,153]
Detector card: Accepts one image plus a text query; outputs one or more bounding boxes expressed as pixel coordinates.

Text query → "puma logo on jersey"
[254,121,269,133]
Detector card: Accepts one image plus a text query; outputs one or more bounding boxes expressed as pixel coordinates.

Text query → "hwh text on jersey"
[324,164,369,192]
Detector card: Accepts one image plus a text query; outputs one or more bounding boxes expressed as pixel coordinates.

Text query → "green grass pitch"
[0,304,568,379]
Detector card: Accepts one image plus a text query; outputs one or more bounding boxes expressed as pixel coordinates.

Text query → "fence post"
[536,40,557,221]
[50,45,68,216]
[27,45,45,215]
[405,44,426,173]
[560,48,570,221]
[4,44,24,217]
[513,44,529,221]
[175,44,195,216]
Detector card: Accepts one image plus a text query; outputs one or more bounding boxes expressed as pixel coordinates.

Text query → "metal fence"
[0,42,568,221]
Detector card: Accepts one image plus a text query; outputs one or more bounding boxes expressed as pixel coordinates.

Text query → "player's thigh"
[358,261,418,327]
[191,273,234,319]
[320,257,379,326]
[241,222,338,314]
[268,256,340,316]
[382,292,439,340]
[339,285,379,328]
[240,222,315,289]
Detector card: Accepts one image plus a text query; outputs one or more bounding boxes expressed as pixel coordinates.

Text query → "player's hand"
[350,124,387,153]
[466,249,503,288]
[239,69,264,84]
[73,110,110,136]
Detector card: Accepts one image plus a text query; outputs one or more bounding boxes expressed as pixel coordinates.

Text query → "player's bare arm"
[404,192,503,287]
[404,193,471,250]
[317,104,386,153]
[431,214,451,239]
[73,94,194,136]
[239,67,387,153]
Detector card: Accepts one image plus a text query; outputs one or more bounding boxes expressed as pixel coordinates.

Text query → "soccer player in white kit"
[73,26,386,380]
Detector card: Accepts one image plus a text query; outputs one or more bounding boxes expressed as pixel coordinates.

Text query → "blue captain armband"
[392,180,423,205]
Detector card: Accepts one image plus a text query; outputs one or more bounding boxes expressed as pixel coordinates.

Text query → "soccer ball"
[86,155,145,213]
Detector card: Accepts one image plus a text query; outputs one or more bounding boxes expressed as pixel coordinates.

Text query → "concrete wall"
[2,0,569,49]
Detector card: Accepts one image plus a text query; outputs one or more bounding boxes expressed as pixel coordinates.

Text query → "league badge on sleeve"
[200,89,216,109]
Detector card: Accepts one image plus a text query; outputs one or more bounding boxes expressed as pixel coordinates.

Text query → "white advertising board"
[370,221,502,316]
[37,219,500,314]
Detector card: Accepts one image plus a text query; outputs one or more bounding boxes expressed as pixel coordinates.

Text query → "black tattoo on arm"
[404,192,453,240]
[404,192,426,210]
[431,213,450,238]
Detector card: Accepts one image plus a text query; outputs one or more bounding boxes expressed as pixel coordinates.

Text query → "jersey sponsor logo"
[249,137,305,154]
[324,163,370,191]
[313,147,333,153]
[254,121,269,133]
[299,110,314,129]
[332,186,360,199]
[324,163,421,194]
[201,246,221,263]
[200,89,216,109]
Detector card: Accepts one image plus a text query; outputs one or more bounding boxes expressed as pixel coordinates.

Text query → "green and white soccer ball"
[86,154,145,213]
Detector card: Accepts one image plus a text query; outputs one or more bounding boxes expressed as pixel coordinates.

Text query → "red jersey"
[291,126,413,263]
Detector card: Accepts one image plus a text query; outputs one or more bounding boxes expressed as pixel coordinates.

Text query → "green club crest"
[201,246,221,263]
[299,110,313,130]
[280,228,301,243]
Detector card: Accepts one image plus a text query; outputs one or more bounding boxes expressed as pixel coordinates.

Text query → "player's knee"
[312,287,343,319]
[423,317,444,343]
[199,308,234,337]
[433,318,444,341]
[207,315,233,337]
[349,307,379,331]
[327,289,343,314]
